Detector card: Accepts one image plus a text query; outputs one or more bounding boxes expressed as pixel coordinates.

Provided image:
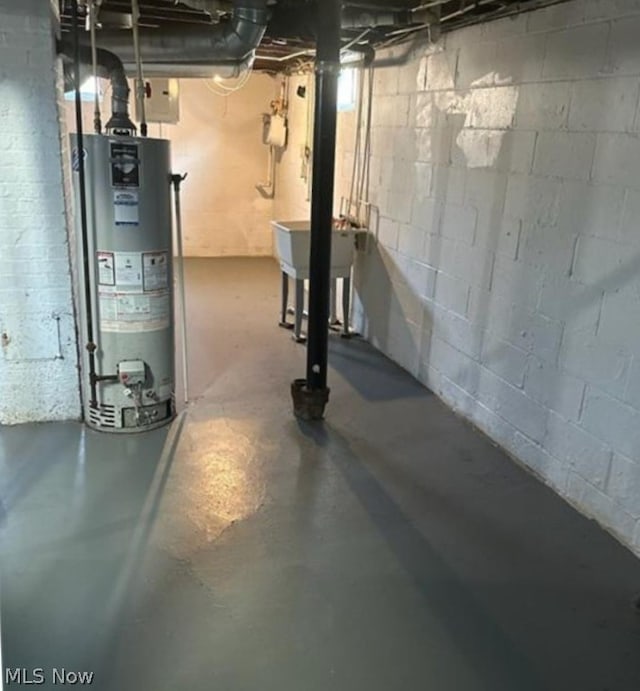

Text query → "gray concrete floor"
[1,257,640,691]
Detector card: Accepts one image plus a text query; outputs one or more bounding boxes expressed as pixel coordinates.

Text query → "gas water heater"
[72,134,175,433]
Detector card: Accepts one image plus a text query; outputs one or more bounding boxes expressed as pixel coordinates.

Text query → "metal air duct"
[342,6,437,28]
[83,0,270,77]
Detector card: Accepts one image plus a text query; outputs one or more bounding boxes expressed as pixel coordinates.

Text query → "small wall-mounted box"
[136,78,180,124]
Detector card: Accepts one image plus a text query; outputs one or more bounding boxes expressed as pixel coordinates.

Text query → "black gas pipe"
[71,0,100,410]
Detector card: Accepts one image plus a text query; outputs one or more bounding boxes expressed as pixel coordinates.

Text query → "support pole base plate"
[291,379,330,421]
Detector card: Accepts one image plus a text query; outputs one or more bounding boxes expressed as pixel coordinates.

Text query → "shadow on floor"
[297,418,544,690]
[295,415,640,691]
[329,335,430,403]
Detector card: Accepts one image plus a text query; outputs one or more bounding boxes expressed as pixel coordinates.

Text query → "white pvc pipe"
[172,177,190,406]
[90,0,102,133]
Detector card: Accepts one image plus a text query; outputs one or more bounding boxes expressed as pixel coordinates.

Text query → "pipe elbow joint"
[59,40,136,134]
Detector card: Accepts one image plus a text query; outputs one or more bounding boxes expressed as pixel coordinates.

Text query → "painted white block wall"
[0,0,80,424]
[276,0,640,556]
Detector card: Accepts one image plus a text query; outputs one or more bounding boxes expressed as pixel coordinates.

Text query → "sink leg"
[329,279,340,325]
[279,271,294,330]
[341,275,352,338]
[294,279,306,343]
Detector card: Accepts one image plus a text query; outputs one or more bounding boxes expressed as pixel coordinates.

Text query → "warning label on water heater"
[113,190,139,226]
[143,251,169,291]
[97,250,170,333]
[97,251,115,286]
[114,252,143,288]
[99,291,170,333]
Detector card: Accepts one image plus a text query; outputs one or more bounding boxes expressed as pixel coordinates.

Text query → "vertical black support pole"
[291,0,341,421]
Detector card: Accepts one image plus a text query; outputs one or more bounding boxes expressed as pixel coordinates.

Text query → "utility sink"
[272,220,356,279]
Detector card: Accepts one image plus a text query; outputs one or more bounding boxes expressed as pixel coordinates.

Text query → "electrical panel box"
[137,78,180,124]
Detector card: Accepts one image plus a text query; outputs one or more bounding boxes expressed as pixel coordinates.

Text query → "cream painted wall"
[273,72,359,223]
[273,73,314,222]
[66,74,278,256]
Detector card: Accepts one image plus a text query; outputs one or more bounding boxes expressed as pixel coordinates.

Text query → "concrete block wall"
[276,0,640,556]
[361,0,640,556]
[0,0,80,424]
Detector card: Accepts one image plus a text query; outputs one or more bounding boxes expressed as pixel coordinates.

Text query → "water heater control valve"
[118,360,147,387]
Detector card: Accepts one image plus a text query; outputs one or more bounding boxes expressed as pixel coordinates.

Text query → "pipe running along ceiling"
[58,0,575,74]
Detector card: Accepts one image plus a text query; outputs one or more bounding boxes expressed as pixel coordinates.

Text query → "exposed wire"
[204,68,253,96]
[256,49,315,64]
[341,28,371,54]
[386,22,430,37]
[410,0,449,10]
[377,23,429,49]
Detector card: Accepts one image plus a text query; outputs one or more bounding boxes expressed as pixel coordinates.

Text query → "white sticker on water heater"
[100,251,170,332]
[114,252,143,288]
[113,190,140,226]
[99,291,170,333]
[143,251,169,292]
[96,251,115,286]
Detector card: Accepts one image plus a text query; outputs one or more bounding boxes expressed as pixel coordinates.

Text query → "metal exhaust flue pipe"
[60,41,136,134]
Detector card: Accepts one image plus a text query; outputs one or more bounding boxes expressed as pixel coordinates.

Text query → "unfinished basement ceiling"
[59,0,573,72]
